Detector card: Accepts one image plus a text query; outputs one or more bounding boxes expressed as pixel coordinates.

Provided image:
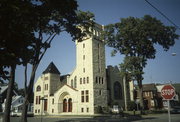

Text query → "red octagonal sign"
[161,84,176,100]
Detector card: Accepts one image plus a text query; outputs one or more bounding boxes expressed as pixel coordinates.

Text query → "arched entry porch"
[58,92,73,113]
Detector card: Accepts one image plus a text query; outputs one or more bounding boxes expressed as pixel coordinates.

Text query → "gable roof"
[65,84,78,91]
[156,84,164,92]
[43,62,60,75]
[12,96,23,104]
[143,84,157,91]
[54,84,78,95]
[0,84,18,96]
[0,85,8,94]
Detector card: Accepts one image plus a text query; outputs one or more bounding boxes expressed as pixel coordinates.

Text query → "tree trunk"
[21,93,28,122]
[21,100,28,122]
[21,89,34,122]
[138,80,144,114]
[123,75,127,111]
[3,65,16,122]
[21,65,36,122]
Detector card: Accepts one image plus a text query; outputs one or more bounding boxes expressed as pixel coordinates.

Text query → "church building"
[33,23,132,115]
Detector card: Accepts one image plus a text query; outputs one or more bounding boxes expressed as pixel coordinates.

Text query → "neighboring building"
[142,84,158,110]
[0,84,33,112]
[156,84,164,109]
[134,83,159,110]
[2,95,33,113]
[33,23,131,115]
[0,84,18,112]
[0,84,18,104]
[0,84,33,113]
[10,96,24,113]
[134,83,180,110]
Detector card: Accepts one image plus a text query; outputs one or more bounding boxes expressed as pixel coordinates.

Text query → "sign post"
[168,100,171,122]
[161,84,175,122]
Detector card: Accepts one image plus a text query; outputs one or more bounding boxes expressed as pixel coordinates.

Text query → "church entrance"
[44,99,48,111]
[68,98,72,112]
[63,99,67,112]
[59,92,73,113]
[62,98,72,112]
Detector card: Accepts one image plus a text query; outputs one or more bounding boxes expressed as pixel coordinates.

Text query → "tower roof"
[43,62,60,75]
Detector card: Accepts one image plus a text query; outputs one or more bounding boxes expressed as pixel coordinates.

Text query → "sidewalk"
[2,112,143,122]
[34,114,111,118]
[0,112,3,122]
[34,113,142,121]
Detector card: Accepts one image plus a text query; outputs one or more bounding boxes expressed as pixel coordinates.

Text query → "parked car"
[170,106,180,114]
[112,106,119,114]
[10,112,18,117]
[111,105,123,114]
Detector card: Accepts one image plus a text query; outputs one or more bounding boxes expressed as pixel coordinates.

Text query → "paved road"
[1,113,179,122]
[135,113,180,122]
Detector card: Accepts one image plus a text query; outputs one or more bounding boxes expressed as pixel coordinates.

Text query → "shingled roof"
[143,84,157,91]
[43,62,60,75]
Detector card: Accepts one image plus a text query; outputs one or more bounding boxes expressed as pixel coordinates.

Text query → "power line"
[144,0,180,30]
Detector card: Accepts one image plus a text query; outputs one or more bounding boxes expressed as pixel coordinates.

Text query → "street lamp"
[172,53,176,56]
[40,97,45,122]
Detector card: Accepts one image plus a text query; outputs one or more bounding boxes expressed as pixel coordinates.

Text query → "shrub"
[127,101,136,111]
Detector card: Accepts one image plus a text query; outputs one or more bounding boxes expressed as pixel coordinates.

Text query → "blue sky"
[16,0,180,88]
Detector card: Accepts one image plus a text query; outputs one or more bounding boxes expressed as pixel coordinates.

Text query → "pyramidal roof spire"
[43,62,60,75]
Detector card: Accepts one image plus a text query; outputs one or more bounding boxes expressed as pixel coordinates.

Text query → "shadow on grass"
[54,111,161,122]
[54,113,146,122]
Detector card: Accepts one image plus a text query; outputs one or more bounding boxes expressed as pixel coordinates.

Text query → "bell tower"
[69,23,107,114]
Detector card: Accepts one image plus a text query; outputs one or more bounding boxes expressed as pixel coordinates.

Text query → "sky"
[15,0,180,88]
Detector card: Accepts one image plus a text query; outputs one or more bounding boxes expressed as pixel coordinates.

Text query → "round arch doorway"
[68,98,72,112]
[59,92,73,113]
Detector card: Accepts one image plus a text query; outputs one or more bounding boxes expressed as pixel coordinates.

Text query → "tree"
[17,88,25,97]
[0,0,36,121]
[16,1,94,122]
[104,15,179,113]
[1,0,94,122]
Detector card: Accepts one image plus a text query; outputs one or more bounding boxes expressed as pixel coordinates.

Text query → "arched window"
[99,77,101,84]
[71,79,73,88]
[83,77,85,84]
[87,77,89,84]
[68,98,72,112]
[52,98,54,104]
[36,85,41,92]
[74,76,77,88]
[80,78,82,84]
[102,77,104,84]
[96,77,98,84]
[114,81,122,99]
[63,99,67,112]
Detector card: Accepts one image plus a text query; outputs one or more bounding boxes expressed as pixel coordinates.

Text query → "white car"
[10,112,18,117]
[111,105,119,114]
[10,112,34,117]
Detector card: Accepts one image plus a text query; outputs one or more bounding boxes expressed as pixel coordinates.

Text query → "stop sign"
[161,84,176,100]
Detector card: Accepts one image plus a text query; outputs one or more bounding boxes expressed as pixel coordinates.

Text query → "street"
[134,113,180,122]
[3,113,179,122]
